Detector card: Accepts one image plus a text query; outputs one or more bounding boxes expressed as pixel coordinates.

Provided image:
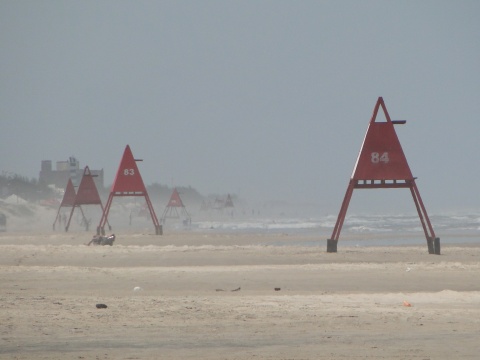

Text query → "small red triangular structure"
[327,97,439,254]
[167,188,184,207]
[224,194,234,208]
[98,145,162,235]
[161,188,191,224]
[61,178,77,206]
[53,178,81,230]
[65,167,105,232]
[74,166,103,205]
[213,198,224,210]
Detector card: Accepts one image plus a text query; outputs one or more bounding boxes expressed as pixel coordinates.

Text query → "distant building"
[39,157,104,191]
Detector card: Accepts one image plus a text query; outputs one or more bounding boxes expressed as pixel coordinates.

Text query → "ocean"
[188,212,480,247]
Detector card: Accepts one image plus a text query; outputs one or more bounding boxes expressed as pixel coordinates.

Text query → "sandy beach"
[1,230,480,359]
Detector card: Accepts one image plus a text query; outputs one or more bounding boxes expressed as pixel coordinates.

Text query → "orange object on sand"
[403,300,412,307]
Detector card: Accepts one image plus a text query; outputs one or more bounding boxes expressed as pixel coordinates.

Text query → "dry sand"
[1,231,480,359]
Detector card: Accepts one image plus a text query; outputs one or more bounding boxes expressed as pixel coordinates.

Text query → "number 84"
[371,152,389,163]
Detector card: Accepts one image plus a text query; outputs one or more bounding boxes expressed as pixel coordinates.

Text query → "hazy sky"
[1,1,479,213]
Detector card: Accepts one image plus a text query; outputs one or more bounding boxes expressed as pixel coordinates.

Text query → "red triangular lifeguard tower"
[97,145,162,235]
[65,166,106,232]
[53,178,86,230]
[161,188,191,225]
[327,97,439,254]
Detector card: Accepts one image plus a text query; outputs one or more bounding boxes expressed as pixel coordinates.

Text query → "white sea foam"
[188,212,480,246]
[192,213,480,233]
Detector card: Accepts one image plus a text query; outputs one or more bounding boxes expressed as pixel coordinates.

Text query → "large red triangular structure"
[327,97,439,254]
[351,105,413,181]
[161,188,191,224]
[65,167,106,232]
[110,145,147,194]
[98,145,162,235]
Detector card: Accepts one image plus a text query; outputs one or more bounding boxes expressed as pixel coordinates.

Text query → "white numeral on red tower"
[371,152,389,163]
[123,169,135,175]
